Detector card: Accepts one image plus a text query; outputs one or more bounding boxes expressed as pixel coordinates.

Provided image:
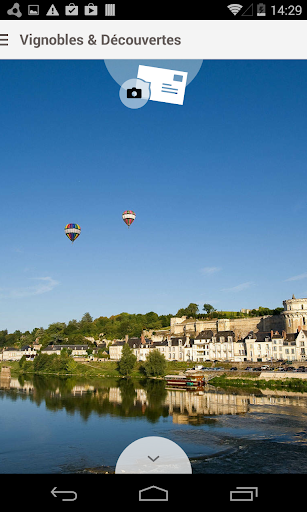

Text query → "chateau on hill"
[110,296,307,363]
[170,295,307,339]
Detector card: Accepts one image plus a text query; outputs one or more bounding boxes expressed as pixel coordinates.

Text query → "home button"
[139,485,168,502]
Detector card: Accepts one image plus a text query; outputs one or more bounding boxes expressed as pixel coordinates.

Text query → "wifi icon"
[227,4,243,15]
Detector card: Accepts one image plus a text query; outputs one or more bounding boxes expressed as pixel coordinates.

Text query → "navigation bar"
[0,20,307,59]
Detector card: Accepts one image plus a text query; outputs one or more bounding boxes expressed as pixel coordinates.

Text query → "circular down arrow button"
[115,436,192,474]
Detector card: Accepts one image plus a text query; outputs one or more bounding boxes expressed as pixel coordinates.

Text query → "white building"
[244,331,273,362]
[41,345,88,357]
[163,336,189,361]
[295,329,307,361]
[282,295,307,333]
[192,330,214,361]
[108,328,307,364]
[109,337,152,361]
[20,345,37,360]
[245,329,307,362]
[109,341,125,360]
[2,345,37,361]
[280,329,307,361]
[208,331,236,362]
[2,348,23,361]
[192,330,243,362]
[233,340,247,362]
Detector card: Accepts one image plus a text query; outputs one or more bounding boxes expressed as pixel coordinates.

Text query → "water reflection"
[2,374,307,425]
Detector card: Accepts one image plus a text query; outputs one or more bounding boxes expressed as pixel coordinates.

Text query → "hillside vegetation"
[0,302,283,349]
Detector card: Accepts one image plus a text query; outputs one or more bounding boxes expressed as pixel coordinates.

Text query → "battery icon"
[257,3,266,15]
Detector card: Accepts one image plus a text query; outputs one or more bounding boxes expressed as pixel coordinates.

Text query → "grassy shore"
[210,374,307,391]
[0,361,20,373]
[0,359,196,378]
[3,359,307,390]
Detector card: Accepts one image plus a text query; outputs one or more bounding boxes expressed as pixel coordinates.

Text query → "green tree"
[18,355,27,369]
[273,307,283,315]
[176,303,199,318]
[32,327,45,340]
[203,303,216,314]
[66,333,87,344]
[117,343,137,377]
[143,349,167,377]
[68,319,79,328]
[185,303,199,317]
[34,353,51,372]
[144,311,159,326]
[20,332,33,346]
[66,358,78,373]
[61,347,72,357]
[0,329,8,348]
[64,320,80,335]
[48,322,66,333]
[81,312,93,323]
[50,333,65,344]
[98,349,108,358]
[176,307,188,317]
[257,307,272,316]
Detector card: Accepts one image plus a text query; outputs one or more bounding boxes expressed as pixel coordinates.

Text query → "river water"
[1,374,307,474]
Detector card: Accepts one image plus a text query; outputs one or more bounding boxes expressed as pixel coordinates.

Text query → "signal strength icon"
[227,4,243,15]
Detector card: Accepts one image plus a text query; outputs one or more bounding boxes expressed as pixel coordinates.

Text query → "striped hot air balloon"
[122,210,136,228]
[65,223,81,243]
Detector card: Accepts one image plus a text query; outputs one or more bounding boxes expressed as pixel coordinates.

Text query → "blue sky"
[0,59,307,332]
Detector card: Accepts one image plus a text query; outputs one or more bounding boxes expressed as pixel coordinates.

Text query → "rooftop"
[195,330,214,340]
[244,331,271,342]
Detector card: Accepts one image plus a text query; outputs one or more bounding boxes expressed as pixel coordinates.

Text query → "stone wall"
[1,366,11,377]
[170,314,285,339]
[260,371,307,380]
[171,319,217,335]
[229,315,284,339]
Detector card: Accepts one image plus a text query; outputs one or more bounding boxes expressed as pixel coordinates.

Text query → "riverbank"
[210,374,307,391]
[0,359,195,379]
[3,359,307,391]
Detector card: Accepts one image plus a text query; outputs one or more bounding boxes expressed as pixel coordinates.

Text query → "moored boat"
[164,374,188,387]
[165,373,205,388]
[185,372,205,387]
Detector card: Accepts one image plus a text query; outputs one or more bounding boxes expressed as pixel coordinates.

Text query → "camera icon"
[127,87,142,99]
[120,78,150,109]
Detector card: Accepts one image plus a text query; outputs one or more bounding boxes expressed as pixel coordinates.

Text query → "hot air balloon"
[65,223,81,243]
[122,210,136,228]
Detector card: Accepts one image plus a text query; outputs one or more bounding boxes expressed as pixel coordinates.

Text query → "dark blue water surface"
[1,375,307,474]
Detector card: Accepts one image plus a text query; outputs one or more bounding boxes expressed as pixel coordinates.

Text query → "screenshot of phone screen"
[0,2,306,506]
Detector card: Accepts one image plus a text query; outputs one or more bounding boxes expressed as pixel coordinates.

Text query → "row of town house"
[109,329,307,363]
[1,345,38,361]
[0,344,93,361]
[0,342,112,361]
[2,328,307,363]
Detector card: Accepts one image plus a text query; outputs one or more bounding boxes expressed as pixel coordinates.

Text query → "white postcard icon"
[137,65,188,105]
